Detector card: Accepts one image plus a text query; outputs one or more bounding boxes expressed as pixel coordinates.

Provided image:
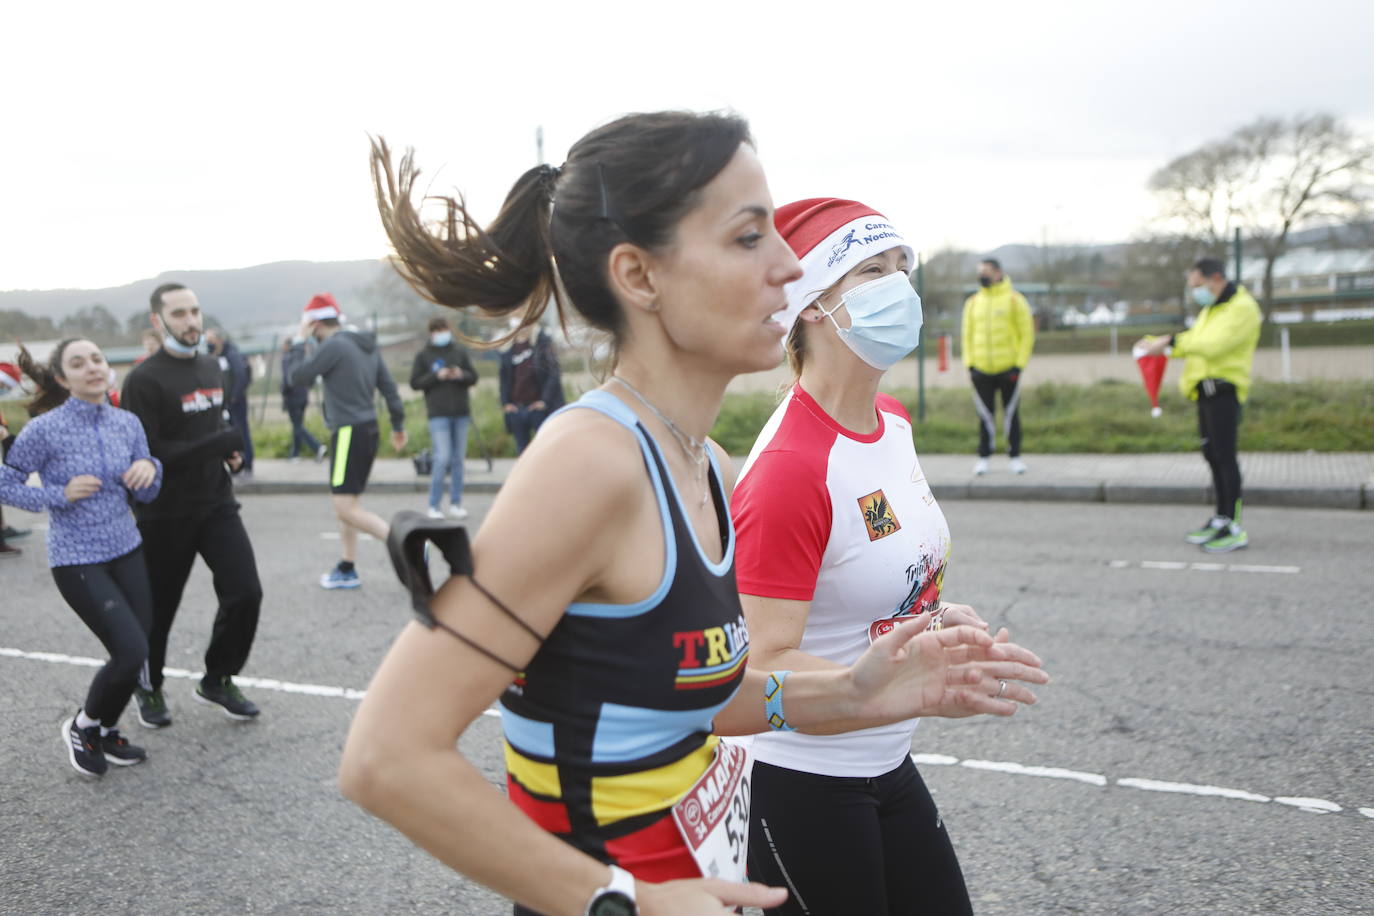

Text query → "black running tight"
[747,757,972,916]
[51,547,153,726]
[1196,380,1243,520]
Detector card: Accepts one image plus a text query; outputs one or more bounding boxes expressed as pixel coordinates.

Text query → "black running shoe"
[195,676,260,720]
[61,713,107,777]
[134,687,172,729]
[100,729,148,766]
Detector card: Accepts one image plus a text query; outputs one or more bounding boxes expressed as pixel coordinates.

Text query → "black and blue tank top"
[499,390,748,876]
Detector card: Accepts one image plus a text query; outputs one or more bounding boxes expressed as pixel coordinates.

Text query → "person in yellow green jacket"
[961,259,1034,475]
[1136,258,1260,554]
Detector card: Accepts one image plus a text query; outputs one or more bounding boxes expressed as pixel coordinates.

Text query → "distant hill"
[984,223,1373,277]
[0,260,400,333]
[6,221,1367,332]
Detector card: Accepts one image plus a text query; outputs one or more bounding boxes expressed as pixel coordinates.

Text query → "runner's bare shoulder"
[491,404,648,531]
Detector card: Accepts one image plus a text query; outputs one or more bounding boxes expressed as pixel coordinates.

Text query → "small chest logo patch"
[858,489,901,541]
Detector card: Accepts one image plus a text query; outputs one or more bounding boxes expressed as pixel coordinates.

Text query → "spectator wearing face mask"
[410,317,478,520]
[1133,258,1261,553]
[961,258,1034,476]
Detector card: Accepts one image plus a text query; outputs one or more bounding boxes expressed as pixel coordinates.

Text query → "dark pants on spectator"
[286,399,321,459]
[1197,379,1243,521]
[970,368,1023,458]
[508,405,548,455]
[51,548,153,726]
[748,756,972,916]
[227,398,254,471]
[138,501,262,688]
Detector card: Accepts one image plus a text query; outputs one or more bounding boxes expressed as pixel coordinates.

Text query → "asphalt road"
[1,493,1370,915]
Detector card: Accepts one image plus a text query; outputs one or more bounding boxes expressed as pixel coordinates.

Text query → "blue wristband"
[764,670,796,732]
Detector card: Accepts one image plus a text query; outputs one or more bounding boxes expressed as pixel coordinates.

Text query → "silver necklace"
[610,375,710,507]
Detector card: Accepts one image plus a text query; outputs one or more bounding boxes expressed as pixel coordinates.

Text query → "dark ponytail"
[371,111,752,348]
[16,339,81,417]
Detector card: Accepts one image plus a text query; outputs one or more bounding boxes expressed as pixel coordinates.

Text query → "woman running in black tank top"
[505,391,747,908]
[340,111,1050,916]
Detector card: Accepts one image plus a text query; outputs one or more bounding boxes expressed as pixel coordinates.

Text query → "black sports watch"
[585,864,637,916]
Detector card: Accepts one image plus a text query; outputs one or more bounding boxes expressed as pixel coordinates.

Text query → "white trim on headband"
[303,305,342,322]
[780,216,913,333]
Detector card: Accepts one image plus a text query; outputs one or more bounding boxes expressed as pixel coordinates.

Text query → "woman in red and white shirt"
[734,199,1031,915]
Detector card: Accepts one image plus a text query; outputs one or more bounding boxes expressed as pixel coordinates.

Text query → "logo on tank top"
[858,489,901,541]
[672,616,750,690]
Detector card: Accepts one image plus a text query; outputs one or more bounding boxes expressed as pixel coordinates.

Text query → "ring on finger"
[995,679,1007,699]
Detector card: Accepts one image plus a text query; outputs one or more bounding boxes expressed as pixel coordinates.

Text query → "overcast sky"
[5,0,1372,292]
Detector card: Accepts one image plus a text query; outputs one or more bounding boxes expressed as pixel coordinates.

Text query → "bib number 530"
[672,739,754,882]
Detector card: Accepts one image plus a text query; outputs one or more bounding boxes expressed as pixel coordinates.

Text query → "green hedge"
[5,378,1370,460]
[700,379,1374,455]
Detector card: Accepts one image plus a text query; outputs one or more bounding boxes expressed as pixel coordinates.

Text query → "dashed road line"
[912,754,1356,817]
[1109,560,1300,574]
[6,645,1363,819]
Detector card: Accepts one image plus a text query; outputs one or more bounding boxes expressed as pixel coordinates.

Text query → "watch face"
[589,891,636,916]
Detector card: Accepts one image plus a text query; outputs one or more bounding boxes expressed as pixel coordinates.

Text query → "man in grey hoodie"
[288,293,407,589]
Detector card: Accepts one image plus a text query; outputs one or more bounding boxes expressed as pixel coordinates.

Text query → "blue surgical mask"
[163,334,205,356]
[818,271,924,370]
[1191,285,1217,307]
[430,331,452,347]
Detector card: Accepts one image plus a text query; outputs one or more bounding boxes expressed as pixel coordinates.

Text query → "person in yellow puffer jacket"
[1135,258,1261,554]
[961,259,1034,475]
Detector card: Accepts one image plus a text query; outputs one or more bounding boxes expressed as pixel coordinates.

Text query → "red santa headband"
[303,292,342,322]
[0,362,21,390]
[774,198,914,333]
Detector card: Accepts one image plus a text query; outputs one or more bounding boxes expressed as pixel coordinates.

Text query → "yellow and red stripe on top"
[673,649,749,690]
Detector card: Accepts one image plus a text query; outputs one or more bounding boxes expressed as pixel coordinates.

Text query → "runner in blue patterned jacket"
[0,339,163,779]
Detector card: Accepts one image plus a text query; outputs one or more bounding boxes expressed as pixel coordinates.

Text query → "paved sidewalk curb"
[232,454,1372,510]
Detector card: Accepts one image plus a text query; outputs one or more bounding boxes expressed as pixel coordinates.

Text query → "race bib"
[672,738,752,882]
[868,612,926,644]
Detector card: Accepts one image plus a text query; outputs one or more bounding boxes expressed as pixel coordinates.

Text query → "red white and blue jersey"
[732,384,950,777]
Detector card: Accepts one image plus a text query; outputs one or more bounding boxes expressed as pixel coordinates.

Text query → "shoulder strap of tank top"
[556,390,692,618]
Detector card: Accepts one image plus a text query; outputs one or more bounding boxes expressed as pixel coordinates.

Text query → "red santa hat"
[0,362,21,390]
[774,198,914,333]
[303,292,342,322]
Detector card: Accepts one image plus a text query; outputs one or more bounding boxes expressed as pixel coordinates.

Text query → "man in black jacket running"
[122,283,264,727]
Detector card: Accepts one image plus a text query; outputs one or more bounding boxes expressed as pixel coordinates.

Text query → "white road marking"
[1273,796,1343,814]
[1117,777,1270,803]
[319,532,377,541]
[911,753,960,766]
[4,645,1363,820]
[0,647,369,700]
[959,758,1108,786]
[1112,560,1300,574]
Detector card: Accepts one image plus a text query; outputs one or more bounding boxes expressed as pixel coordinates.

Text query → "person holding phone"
[410,316,479,520]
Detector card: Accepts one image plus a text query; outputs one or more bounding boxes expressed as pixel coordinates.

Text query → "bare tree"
[1118,234,1217,320]
[919,247,978,328]
[1148,112,1374,322]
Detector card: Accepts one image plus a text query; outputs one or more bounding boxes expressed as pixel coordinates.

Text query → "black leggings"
[747,757,972,916]
[138,501,263,688]
[51,547,154,727]
[970,368,1023,458]
[1197,380,1243,520]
